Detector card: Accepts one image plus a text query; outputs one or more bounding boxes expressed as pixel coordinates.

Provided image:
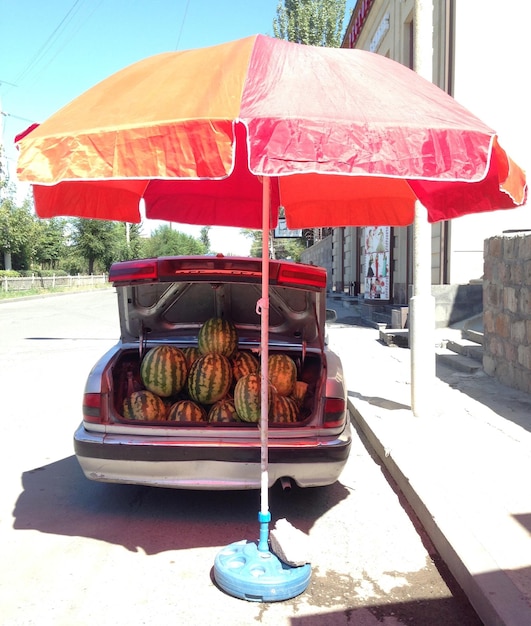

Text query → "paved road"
[0,290,481,625]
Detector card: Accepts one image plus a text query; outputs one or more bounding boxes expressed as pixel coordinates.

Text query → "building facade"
[302,0,529,320]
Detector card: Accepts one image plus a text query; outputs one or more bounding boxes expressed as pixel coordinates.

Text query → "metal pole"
[410,0,436,417]
[258,176,271,551]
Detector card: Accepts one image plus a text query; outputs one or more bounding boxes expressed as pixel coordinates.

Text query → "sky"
[1,0,355,255]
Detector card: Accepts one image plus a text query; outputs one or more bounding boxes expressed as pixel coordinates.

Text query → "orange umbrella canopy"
[16,34,526,228]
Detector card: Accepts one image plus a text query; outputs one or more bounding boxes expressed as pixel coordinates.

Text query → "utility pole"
[0,90,6,199]
[0,80,17,190]
[410,0,436,417]
[0,84,10,270]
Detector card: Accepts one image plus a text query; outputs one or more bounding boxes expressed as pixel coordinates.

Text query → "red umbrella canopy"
[16,34,526,228]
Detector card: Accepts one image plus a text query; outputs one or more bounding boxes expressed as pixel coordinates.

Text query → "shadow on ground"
[13,456,349,555]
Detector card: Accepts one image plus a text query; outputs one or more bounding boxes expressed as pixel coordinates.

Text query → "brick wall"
[483,233,531,393]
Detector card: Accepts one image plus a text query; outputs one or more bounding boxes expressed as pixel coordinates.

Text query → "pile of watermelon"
[121,317,309,424]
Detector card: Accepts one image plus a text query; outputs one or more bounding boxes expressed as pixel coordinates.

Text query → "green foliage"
[69,218,123,274]
[0,195,35,270]
[199,226,211,252]
[141,225,208,257]
[273,0,347,47]
[17,269,68,277]
[33,218,67,269]
[114,222,143,262]
[0,269,21,278]
[0,187,209,272]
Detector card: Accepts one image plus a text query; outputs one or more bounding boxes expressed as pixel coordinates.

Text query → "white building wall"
[448,0,530,283]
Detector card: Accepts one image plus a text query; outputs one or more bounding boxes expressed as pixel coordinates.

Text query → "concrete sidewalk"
[326,319,531,626]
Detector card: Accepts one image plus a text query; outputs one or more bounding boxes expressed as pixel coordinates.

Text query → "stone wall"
[483,233,531,393]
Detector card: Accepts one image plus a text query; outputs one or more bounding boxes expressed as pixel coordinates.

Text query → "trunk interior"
[110,346,323,428]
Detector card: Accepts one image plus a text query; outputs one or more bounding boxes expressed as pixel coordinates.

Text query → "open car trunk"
[109,347,323,427]
[106,256,331,429]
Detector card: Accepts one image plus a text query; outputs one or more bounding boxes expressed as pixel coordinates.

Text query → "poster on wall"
[363,226,391,300]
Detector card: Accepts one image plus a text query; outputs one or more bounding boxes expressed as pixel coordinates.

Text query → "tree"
[0,194,35,270]
[33,218,67,269]
[141,225,208,258]
[199,226,211,252]
[117,222,143,261]
[70,218,123,274]
[273,0,347,47]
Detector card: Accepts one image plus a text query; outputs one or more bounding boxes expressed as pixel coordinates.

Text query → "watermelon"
[140,345,188,397]
[123,390,166,422]
[198,317,238,357]
[187,353,232,404]
[270,394,299,424]
[231,350,259,382]
[167,399,207,422]
[267,353,297,396]
[182,346,201,370]
[234,373,273,423]
[208,398,240,423]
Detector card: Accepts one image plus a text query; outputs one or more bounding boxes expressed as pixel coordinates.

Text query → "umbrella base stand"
[214,539,312,602]
[214,511,311,602]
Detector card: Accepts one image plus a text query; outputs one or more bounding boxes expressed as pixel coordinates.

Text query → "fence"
[1,274,108,293]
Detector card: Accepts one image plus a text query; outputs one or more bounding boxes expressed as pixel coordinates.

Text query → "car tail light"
[323,397,346,428]
[109,259,158,283]
[109,255,327,291]
[83,393,106,424]
[277,264,327,290]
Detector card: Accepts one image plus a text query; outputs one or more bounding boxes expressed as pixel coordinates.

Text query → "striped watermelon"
[231,350,259,382]
[187,353,232,404]
[182,346,201,370]
[208,398,240,423]
[270,394,299,424]
[268,353,297,396]
[198,317,238,357]
[123,390,166,421]
[234,373,273,423]
[140,345,188,397]
[167,399,207,422]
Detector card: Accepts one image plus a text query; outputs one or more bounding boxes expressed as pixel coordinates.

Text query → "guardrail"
[1,274,108,293]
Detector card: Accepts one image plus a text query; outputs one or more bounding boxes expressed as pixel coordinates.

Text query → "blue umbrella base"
[214,539,312,602]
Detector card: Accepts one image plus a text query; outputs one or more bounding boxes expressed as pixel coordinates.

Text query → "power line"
[1,112,36,123]
[12,0,87,86]
[175,0,191,50]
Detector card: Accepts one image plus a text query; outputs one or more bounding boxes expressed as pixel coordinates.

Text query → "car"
[75,254,351,490]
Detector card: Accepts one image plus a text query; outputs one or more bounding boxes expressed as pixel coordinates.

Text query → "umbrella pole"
[258,176,271,551]
[410,201,435,417]
[410,0,436,417]
[213,176,311,602]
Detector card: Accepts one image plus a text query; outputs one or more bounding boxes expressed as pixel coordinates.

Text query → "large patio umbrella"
[17,35,525,226]
[16,34,527,600]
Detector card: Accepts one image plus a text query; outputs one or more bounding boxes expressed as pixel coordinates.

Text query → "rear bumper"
[74,423,352,490]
